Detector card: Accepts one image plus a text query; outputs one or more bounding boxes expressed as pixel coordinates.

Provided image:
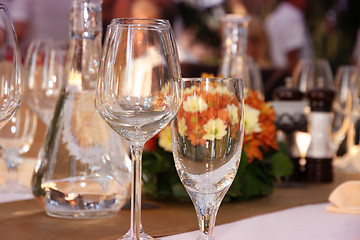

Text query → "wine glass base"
[118,227,156,240]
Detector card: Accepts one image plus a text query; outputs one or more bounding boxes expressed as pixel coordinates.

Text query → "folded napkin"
[326,181,360,214]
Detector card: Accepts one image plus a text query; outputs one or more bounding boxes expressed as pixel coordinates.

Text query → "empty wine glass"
[334,66,360,171]
[24,39,68,126]
[0,101,37,193]
[332,65,357,152]
[293,58,334,95]
[171,77,244,240]
[95,18,182,239]
[0,4,22,129]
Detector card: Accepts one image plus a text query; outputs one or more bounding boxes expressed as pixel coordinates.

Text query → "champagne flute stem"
[129,144,144,239]
[197,207,216,239]
[191,193,223,240]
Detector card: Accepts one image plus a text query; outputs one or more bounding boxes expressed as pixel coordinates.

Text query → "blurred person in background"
[112,0,200,64]
[3,0,116,55]
[264,0,313,73]
[3,0,71,55]
[227,0,288,100]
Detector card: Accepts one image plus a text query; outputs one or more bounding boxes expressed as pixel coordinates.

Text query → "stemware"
[0,102,37,193]
[171,77,244,240]
[0,4,22,129]
[335,66,360,171]
[332,66,357,152]
[24,39,68,126]
[95,18,182,239]
[293,58,333,95]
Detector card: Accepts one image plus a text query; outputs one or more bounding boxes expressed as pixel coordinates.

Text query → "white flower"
[184,85,199,95]
[183,95,208,113]
[244,105,262,135]
[203,118,227,141]
[227,104,239,125]
[159,126,172,152]
[178,117,187,137]
[213,85,232,96]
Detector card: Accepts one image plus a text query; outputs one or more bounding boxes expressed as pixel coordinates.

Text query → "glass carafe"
[218,14,264,97]
[31,0,131,219]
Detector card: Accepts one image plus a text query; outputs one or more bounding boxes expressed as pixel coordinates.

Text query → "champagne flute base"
[197,233,215,240]
[118,226,156,240]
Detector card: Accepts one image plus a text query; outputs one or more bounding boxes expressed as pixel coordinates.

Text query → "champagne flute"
[0,101,37,193]
[24,39,68,126]
[171,77,244,240]
[95,18,182,239]
[0,4,22,129]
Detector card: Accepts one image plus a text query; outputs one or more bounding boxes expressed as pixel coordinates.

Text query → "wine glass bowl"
[24,39,68,126]
[0,4,22,129]
[293,58,334,95]
[332,65,357,151]
[95,18,182,239]
[171,77,244,240]
[0,102,37,193]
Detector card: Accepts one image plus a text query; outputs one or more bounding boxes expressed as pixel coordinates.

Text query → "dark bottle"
[305,86,336,182]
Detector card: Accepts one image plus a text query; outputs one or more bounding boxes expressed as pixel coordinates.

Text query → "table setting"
[1,0,360,240]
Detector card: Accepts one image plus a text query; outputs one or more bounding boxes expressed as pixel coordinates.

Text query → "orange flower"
[154,76,279,165]
[243,89,278,162]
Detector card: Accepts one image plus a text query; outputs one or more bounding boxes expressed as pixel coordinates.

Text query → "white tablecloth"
[161,203,360,240]
[1,158,359,240]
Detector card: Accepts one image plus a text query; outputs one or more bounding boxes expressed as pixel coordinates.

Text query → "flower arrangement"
[176,80,241,147]
[142,80,292,201]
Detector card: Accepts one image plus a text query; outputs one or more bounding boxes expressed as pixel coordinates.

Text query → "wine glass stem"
[129,144,144,239]
[5,150,20,182]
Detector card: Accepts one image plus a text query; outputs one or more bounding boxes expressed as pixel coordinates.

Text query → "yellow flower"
[178,117,187,137]
[203,118,227,141]
[183,95,208,113]
[244,105,261,135]
[227,104,239,125]
[159,125,172,152]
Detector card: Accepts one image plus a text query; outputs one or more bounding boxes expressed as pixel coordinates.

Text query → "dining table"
[0,157,359,240]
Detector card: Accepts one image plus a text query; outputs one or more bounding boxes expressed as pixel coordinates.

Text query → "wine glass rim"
[182,77,243,82]
[109,18,171,29]
[28,38,69,49]
[221,14,251,24]
[0,3,7,11]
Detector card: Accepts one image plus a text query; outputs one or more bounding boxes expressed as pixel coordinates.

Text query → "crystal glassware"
[95,18,182,239]
[24,39,68,126]
[332,65,357,152]
[171,77,244,240]
[31,0,131,219]
[293,58,333,95]
[218,14,264,97]
[0,4,22,129]
[0,102,37,193]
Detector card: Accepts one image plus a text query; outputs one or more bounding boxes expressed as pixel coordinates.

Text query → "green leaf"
[271,151,293,177]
